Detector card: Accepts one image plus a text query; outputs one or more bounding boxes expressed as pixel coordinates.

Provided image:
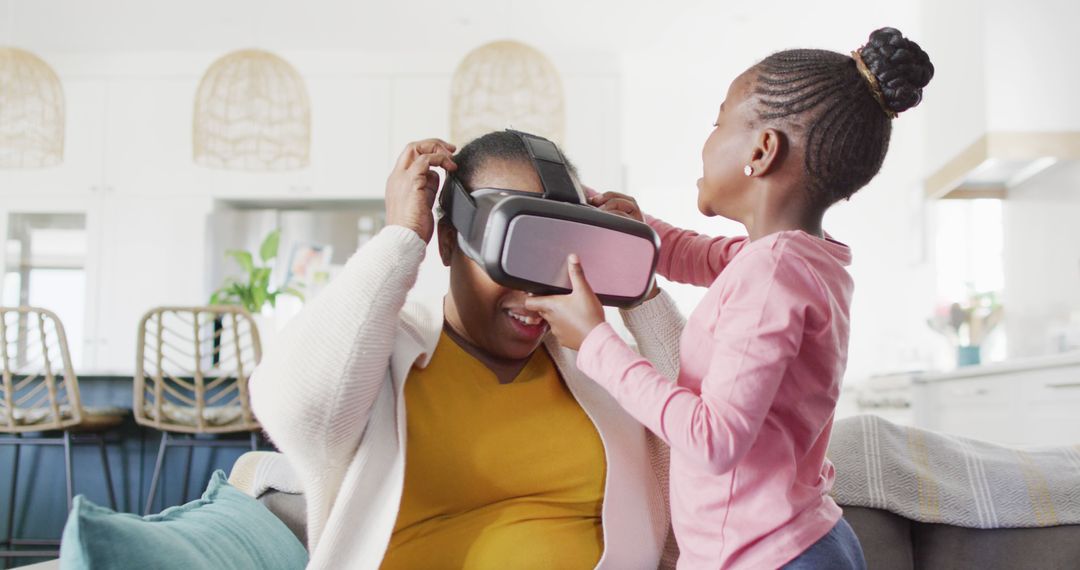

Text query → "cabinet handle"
[1046,382,1080,390]
[950,388,990,397]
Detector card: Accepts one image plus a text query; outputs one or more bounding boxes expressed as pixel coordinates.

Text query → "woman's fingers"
[408,151,457,175]
[385,138,455,244]
[423,170,441,194]
[395,139,457,170]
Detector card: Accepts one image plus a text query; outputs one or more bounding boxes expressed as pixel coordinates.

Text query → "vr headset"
[443,129,660,308]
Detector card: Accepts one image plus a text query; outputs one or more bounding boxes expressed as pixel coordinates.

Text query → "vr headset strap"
[445,176,486,262]
[509,130,583,205]
[446,176,476,238]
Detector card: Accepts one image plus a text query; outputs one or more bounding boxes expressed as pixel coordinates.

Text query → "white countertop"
[912,350,1080,384]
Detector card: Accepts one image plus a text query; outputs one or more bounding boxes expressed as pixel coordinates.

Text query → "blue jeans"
[781,517,866,570]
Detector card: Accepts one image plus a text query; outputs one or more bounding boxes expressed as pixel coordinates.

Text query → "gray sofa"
[16,462,1077,569]
[844,505,1080,569]
[254,488,1080,569]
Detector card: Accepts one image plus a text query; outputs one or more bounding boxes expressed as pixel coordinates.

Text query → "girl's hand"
[588,191,646,223]
[524,254,605,350]
[385,139,458,243]
[588,190,662,301]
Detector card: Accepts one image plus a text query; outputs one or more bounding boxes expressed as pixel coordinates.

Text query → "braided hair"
[752,27,934,206]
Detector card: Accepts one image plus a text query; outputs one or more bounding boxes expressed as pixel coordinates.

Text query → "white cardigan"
[251,225,684,569]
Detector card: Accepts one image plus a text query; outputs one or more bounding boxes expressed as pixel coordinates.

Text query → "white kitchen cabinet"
[911,352,1080,446]
[90,191,214,372]
[0,79,106,198]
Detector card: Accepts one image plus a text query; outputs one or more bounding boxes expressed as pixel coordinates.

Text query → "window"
[3,213,88,367]
[933,199,1005,361]
[207,200,386,303]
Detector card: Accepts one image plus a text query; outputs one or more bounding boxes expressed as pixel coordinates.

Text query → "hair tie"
[851,50,898,119]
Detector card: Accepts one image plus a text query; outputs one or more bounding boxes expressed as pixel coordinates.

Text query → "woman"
[251,131,680,569]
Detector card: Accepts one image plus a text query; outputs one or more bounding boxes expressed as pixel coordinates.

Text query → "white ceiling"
[2,0,699,57]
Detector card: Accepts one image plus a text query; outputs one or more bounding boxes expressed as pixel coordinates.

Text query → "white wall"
[918,0,1080,358]
[0,48,623,373]
[985,0,1080,132]
[619,0,938,382]
[918,0,987,174]
[5,0,1030,384]
[918,0,1080,171]
[1002,162,1080,358]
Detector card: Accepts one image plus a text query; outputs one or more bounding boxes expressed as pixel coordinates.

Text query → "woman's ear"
[436,221,456,267]
[747,128,785,177]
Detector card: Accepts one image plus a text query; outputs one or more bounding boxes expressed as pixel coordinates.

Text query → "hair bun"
[858,27,934,115]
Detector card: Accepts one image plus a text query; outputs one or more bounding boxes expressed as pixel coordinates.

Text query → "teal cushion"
[59,470,308,570]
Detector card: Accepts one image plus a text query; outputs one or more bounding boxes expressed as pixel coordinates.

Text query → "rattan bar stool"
[134,306,263,515]
[0,307,125,566]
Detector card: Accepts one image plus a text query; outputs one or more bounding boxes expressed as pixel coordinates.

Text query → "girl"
[525,27,933,569]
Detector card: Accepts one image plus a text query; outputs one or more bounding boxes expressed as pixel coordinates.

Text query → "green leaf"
[253,267,272,291]
[252,287,267,311]
[278,286,305,301]
[260,230,281,263]
[210,286,240,306]
[228,283,251,310]
[226,250,255,274]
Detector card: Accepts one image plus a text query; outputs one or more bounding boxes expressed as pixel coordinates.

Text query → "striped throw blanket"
[827,414,1080,528]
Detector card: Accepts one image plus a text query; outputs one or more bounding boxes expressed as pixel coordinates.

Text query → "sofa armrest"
[258,489,308,548]
[229,450,309,549]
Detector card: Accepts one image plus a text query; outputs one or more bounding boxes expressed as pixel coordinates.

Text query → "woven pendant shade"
[0,47,65,169]
[194,49,310,171]
[451,40,565,146]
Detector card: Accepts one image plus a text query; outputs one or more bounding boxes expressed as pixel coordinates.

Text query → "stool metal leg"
[95,435,118,511]
[144,433,169,516]
[62,432,74,513]
[3,435,20,569]
[180,437,193,504]
[250,431,257,451]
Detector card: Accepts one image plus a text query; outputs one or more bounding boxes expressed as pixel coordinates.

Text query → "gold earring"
[743,165,754,176]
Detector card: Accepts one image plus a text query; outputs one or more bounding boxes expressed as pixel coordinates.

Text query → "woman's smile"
[504,307,548,340]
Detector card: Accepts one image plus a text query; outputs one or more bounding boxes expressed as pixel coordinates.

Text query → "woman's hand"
[524,255,606,351]
[588,191,646,223]
[385,139,458,243]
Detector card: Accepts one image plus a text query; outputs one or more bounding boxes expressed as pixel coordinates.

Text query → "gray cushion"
[258,489,308,548]
[843,506,914,570]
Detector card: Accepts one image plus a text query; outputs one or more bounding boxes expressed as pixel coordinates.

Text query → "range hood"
[925,131,1080,200]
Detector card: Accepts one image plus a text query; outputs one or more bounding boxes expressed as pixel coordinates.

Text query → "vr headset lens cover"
[446,130,660,308]
[503,215,657,298]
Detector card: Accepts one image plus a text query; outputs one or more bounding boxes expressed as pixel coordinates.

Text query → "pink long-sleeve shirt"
[577,216,854,569]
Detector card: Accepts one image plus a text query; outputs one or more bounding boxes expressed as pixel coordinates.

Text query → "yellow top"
[380,331,607,570]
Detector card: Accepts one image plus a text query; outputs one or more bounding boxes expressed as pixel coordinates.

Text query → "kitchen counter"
[910,351,1080,446]
[913,350,1080,384]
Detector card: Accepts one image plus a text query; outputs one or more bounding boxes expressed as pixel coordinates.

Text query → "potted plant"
[927,289,1003,367]
[209,229,303,348]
